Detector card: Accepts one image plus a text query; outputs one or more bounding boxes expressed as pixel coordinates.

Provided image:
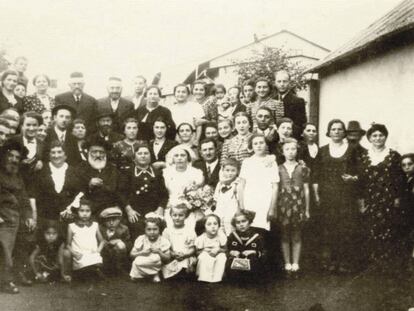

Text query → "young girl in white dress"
[214,158,245,235]
[130,213,171,282]
[240,134,279,231]
[67,198,105,278]
[195,214,227,283]
[162,203,197,279]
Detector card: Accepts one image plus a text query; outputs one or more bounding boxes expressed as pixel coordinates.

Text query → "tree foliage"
[233,46,307,91]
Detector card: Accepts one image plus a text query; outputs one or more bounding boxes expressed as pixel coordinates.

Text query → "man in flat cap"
[55,72,98,133]
[97,77,134,134]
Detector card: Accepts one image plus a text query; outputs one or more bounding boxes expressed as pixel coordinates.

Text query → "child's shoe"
[1,281,19,294]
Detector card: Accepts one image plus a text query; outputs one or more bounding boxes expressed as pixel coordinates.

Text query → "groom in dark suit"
[193,138,220,189]
[97,77,134,134]
[55,72,98,133]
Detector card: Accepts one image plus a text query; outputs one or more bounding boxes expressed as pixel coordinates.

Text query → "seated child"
[130,213,171,282]
[28,220,71,283]
[66,198,105,279]
[195,214,227,283]
[226,210,265,282]
[162,202,197,279]
[99,207,131,274]
[214,158,244,235]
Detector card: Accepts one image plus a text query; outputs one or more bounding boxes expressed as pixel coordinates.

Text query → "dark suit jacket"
[136,105,176,141]
[97,97,134,134]
[0,92,24,114]
[43,127,79,165]
[30,164,80,220]
[149,139,178,163]
[126,95,147,112]
[193,159,220,188]
[74,161,128,216]
[279,91,307,139]
[55,91,98,133]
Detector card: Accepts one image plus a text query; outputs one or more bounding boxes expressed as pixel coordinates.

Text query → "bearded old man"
[0,140,34,294]
[73,139,128,216]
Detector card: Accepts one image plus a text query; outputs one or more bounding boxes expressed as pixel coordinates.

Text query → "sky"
[0,0,403,96]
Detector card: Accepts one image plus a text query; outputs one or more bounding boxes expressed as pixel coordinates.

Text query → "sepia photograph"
[0,0,414,310]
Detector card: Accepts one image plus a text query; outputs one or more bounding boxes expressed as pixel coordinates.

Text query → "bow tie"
[27,139,35,144]
[221,185,232,193]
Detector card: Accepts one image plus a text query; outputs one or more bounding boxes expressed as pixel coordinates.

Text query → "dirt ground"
[2,270,414,311]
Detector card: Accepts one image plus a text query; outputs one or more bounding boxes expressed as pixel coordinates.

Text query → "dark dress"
[30,164,80,221]
[125,166,169,239]
[314,143,359,267]
[277,164,309,228]
[402,174,414,249]
[359,149,405,265]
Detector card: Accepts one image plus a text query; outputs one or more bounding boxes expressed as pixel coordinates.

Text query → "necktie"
[207,165,211,178]
[60,133,65,142]
[75,96,80,105]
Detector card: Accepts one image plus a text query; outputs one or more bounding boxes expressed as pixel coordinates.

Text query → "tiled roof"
[309,0,414,72]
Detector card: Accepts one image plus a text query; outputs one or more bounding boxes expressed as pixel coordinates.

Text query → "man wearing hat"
[74,138,128,217]
[43,104,78,165]
[0,140,34,294]
[346,120,366,158]
[55,72,98,133]
[99,206,131,274]
[87,110,123,145]
[97,77,134,134]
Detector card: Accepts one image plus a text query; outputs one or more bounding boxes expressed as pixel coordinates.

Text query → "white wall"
[318,43,414,153]
[209,31,329,68]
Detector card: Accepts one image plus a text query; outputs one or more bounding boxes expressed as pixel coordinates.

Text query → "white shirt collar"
[135,166,155,178]
[54,126,66,139]
[206,158,219,171]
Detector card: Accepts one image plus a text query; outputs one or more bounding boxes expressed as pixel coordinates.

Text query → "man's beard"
[100,125,111,136]
[88,154,107,170]
[5,162,19,175]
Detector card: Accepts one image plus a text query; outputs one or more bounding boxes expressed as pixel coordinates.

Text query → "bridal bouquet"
[183,184,216,212]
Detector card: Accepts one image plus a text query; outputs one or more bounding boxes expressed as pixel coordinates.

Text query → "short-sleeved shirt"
[163,226,196,254]
[195,231,227,251]
[131,235,171,254]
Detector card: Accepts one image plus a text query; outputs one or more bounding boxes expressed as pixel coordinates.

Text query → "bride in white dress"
[163,145,204,228]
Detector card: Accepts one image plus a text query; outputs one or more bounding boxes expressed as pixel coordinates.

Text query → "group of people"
[0,56,413,295]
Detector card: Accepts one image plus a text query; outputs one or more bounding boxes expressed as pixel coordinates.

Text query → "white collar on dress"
[368,146,390,166]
